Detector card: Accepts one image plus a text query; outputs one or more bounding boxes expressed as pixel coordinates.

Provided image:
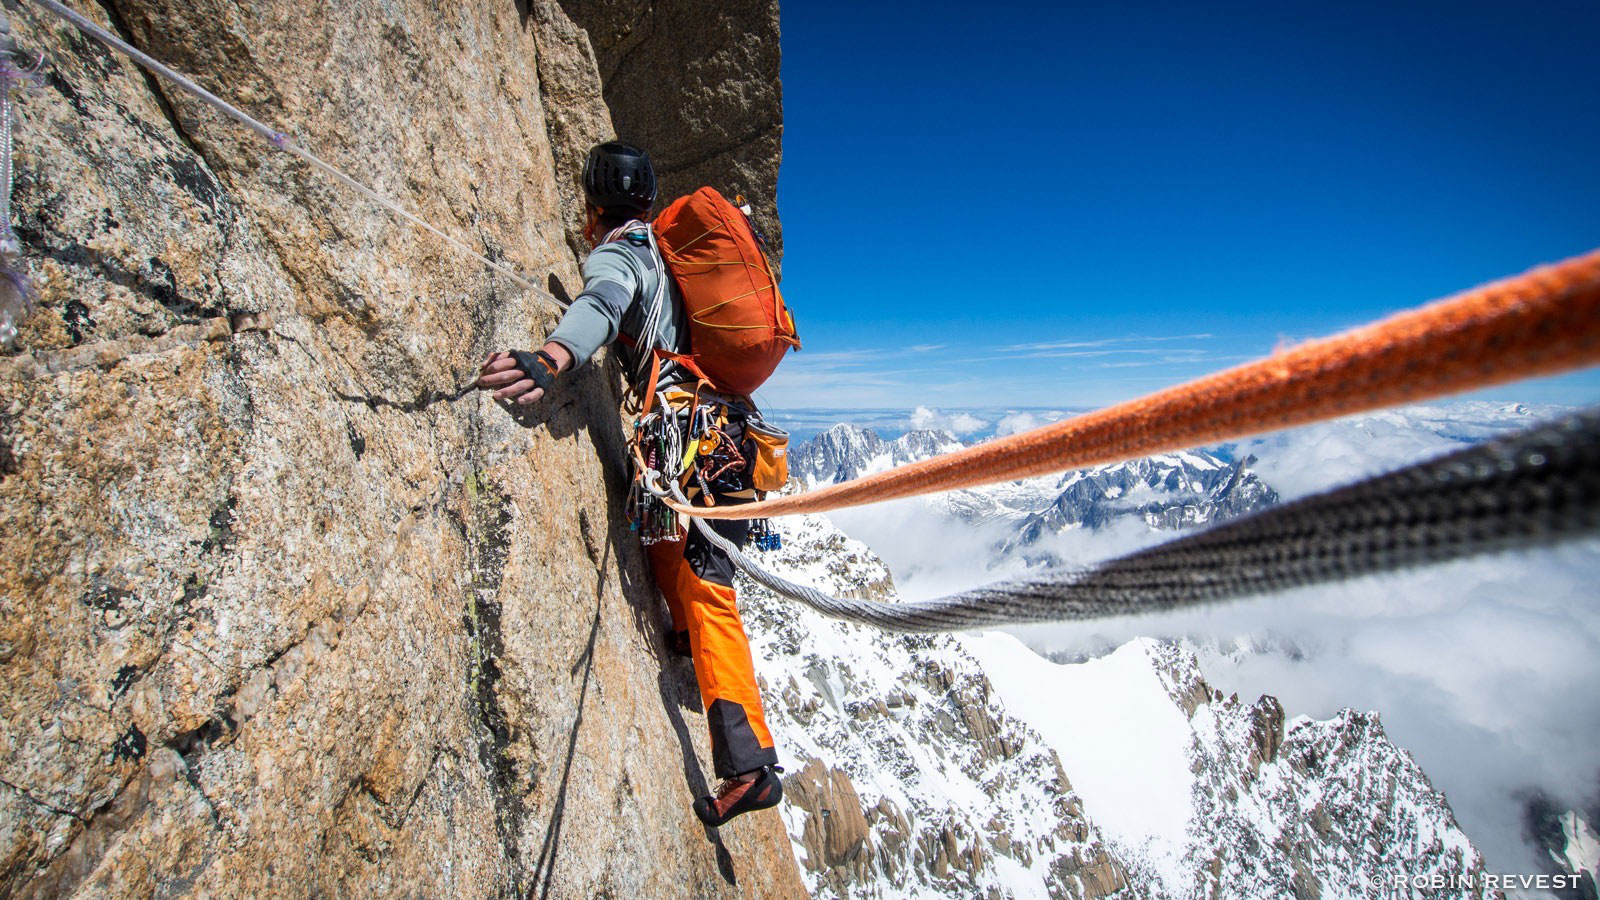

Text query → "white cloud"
[821,403,1598,875]
[828,497,1024,600]
[999,333,1216,354]
[908,405,987,435]
[994,410,1069,437]
[1232,402,1563,499]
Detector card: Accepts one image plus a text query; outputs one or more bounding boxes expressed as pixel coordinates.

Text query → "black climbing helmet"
[582,141,657,213]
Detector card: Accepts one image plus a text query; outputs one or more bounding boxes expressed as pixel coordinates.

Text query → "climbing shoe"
[670,629,692,658]
[693,765,783,827]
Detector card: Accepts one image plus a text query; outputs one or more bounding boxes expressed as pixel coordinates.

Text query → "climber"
[476,142,784,829]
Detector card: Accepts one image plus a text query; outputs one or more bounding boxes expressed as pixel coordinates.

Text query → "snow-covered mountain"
[1000,452,1277,553]
[742,514,1128,898]
[790,425,966,485]
[789,424,1279,565]
[743,512,1493,898]
[1524,796,1600,899]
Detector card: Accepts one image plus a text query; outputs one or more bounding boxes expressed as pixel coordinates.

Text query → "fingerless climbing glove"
[510,349,561,395]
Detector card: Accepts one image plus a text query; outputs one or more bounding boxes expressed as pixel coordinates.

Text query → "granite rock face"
[784,759,872,879]
[559,0,784,263]
[0,1,801,896]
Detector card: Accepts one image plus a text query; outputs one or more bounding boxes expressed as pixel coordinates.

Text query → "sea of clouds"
[802,401,1598,877]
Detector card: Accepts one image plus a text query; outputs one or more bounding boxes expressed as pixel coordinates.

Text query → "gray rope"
[1,4,21,250]
[1,89,13,241]
[0,10,30,350]
[27,0,564,308]
[665,409,1600,633]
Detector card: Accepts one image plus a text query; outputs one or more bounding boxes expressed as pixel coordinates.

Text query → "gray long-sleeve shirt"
[545,228,691,391]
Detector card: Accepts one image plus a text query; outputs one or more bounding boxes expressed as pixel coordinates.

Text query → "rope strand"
[674,248,1600,520]
[678,408,1600,632]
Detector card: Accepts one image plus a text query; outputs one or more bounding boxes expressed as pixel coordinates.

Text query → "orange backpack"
[651,187,800,397]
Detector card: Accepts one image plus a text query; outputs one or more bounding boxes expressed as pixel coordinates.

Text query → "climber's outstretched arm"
[476,242,641,405]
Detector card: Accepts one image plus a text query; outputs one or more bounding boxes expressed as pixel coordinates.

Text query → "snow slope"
[742,514,1128,898]
[964,636,1197,889]
[746,510,1494,898]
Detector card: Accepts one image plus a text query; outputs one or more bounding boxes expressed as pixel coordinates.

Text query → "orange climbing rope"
[674,247,1600,520]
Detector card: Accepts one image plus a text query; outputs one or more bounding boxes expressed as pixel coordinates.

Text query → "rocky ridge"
[739,513,1131,898]
[997,451,1278,563]
[748,508,1494,898]
[1145,641,1491,898]
[1524,796,1600,899]
[0,1,799,896]
[790,424,1279,567]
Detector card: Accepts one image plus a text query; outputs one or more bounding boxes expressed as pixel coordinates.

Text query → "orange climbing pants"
[647,514,777,778]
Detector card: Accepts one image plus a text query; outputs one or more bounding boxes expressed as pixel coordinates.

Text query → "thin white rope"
[1,91,13,237]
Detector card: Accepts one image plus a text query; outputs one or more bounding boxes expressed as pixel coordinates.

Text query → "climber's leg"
[646,533,692,655]
[679,515,777,778]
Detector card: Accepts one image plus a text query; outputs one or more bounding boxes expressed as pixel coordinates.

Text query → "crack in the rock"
[13,224,226,327]
[267,325,480,435]
[255,589,368,675]
[654,119,782,179]
[63,693,113,717]
[333,383,477,414]
[0,324,235,382]
[452,472,528,885]
[173,639,231,675]
[0,777,85,821]
[348,741,447,833]
[94,0,209,164]
[400,744,446,824]
[531,590,600,900]
[166,720,230,828]
[249,328,439,430]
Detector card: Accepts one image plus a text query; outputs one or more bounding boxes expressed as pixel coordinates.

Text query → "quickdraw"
[748,519,781,552]
[628,392,763,542]
[627,399,688,545]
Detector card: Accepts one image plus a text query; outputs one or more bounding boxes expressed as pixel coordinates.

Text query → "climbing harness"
[667,248,1600,521]
[25,0,565,310]
[651,408,1600,632]
[626,398,688,544]
[626,387,784,542]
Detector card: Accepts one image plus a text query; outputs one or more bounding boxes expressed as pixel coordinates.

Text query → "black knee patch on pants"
[707,698,778,778]
[683,517,748,588]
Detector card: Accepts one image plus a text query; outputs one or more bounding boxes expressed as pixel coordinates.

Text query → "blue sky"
[755,1,1600,412]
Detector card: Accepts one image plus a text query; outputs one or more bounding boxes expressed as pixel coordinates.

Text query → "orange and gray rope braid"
[675,249,1600,520]
[674,408,1600,632]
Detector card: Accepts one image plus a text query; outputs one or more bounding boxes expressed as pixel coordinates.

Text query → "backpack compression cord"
[653,187,799,396]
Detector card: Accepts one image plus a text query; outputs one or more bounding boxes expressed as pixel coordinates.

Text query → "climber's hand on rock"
[477,352,543,404]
